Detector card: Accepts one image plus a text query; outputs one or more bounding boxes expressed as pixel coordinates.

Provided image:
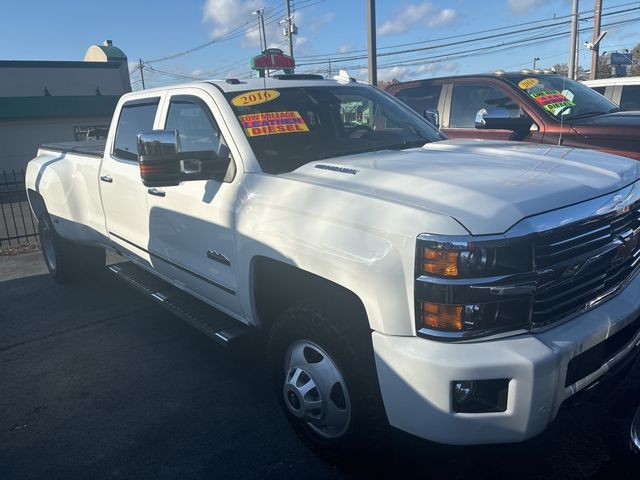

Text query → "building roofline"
[0,60,124,69]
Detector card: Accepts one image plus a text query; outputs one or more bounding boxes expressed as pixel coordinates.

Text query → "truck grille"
[532,202,640,327]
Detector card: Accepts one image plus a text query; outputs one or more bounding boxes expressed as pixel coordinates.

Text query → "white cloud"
[415,62,459,75]
[339,44,352,54]
[427,8,457,28]
[378,3,433,36]
[203,1,310,54]
[378,2,457,36]
[202,0,261,38]
[295,36,309,49]
[442,62,459,73]
[356,68,370,80]
[507,0,549,16]
[367,61,461,83]
[415,63,437,74]
[377,66,408,81]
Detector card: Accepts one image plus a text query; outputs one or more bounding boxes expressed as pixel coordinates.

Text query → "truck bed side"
[25,141,109,246]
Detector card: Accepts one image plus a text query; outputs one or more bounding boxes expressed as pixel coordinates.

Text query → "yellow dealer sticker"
[518,78,539,90]
[231,89,280,107]
[240,111,309,137]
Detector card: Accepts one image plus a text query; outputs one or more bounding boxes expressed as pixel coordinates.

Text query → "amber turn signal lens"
[423,248,459,277]
[421,302,464,331]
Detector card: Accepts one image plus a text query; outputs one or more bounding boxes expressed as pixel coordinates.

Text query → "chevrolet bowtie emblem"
[562,254,602,279]
[613,228,640,267]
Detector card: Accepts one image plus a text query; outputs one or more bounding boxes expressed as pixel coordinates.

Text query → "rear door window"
[620,85,640,111]
[113,98,160,161]
[394,84,442,116]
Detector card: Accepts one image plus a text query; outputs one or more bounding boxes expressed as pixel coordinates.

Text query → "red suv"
[387,72,640,160]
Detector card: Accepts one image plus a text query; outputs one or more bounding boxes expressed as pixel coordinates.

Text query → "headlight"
[420,236,531,278]
[416,234,535,340]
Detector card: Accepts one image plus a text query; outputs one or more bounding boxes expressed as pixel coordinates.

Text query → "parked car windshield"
[224,85,444,174]
[506,74,620,121]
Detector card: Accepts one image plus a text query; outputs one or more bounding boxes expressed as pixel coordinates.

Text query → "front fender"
[235,174,468,336]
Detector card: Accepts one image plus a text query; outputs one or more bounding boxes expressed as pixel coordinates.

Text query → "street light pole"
[533,57,540,70]
[253,8,267,52]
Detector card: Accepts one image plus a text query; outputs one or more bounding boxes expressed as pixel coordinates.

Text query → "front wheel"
[268,300,388,463]
[38,213,105,283]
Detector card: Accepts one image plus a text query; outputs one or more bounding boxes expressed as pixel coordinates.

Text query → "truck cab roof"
[134,75,363,96]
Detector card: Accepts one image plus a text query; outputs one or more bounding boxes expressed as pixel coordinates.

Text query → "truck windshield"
[224,85,444,174]
[506,75,620,121]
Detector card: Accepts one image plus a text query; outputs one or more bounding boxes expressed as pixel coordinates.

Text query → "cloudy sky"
[1,0,638,88]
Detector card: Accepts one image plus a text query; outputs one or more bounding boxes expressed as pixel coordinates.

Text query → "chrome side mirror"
[137,130,228,187]
[475,107,509,129]
[424,108,440,128]
[475,108,533,131]
[137,129,181,157]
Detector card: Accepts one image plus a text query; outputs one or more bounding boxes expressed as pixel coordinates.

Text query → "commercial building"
[0,41,131,171]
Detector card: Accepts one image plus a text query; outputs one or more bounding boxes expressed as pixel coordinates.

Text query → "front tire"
[38,213,105,283]
[268,300,388,463]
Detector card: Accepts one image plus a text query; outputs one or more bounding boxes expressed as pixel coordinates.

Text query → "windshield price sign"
[240,111,309,137]
[530,90,575,113]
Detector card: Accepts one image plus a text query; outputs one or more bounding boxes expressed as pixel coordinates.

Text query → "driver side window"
[165,96,222,154]
[450,83,520,128]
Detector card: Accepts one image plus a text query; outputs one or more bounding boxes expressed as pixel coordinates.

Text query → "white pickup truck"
[26,75,640,460]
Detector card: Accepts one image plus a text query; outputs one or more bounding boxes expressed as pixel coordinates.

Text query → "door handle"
[147,188,166,197]
[100,174,113,183]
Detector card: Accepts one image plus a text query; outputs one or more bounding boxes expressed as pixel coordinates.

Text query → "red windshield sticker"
[530,90,575,112]
[240,111,309,137]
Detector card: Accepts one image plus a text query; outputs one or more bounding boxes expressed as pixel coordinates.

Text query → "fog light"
[453,381,476,404]
[452,378,510,413]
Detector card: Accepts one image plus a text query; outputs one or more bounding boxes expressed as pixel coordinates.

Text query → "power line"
[144,5,285,64]
[295,5,640,68]
[296,2,640,63]
[312,15,640,74]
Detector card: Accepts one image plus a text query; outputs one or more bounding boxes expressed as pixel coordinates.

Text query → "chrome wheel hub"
[283,340,351,439]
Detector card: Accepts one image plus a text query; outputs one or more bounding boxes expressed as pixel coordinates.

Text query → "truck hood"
[285,139,640,235]
[570,110,640,128]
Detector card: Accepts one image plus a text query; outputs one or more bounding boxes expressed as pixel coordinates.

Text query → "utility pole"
[284,0,294,59]
[568,0,579,80]
[139,58,145,89]
[367,0,377,86]
[328,58,332,77]
[590,0,603,80]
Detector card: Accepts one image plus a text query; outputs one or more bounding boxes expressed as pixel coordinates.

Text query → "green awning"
[0,95,120,120]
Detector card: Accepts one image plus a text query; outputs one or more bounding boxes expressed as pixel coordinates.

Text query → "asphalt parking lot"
[1,252,639,479]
